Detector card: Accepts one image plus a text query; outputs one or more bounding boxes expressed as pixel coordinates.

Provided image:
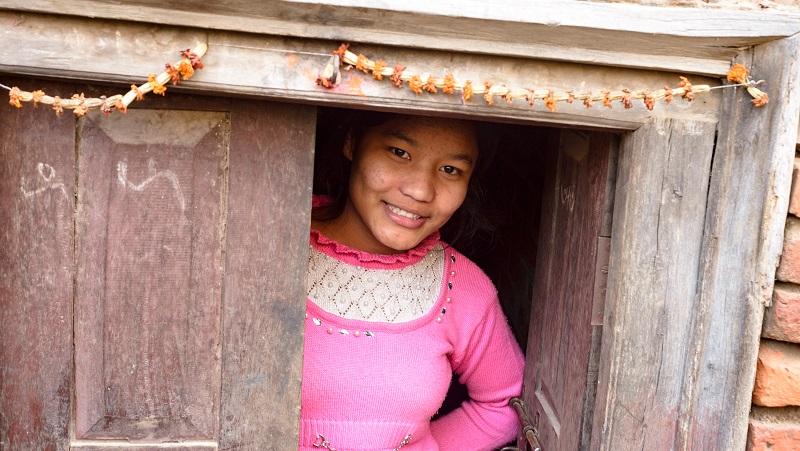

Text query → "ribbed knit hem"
[299,418,418,450]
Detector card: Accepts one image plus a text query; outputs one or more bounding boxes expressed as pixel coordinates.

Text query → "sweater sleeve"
[429,267,525,450]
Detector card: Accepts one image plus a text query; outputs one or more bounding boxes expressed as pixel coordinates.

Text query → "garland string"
[318,43,769,111]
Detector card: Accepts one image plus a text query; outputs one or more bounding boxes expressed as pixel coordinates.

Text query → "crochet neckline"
[309,228,440,267]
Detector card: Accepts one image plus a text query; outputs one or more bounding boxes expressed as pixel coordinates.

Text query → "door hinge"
[510,397,542,451]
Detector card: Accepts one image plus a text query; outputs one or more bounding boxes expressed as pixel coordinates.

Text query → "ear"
[342,134,355,161]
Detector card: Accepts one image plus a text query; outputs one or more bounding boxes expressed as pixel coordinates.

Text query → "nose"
[400,170,436,203]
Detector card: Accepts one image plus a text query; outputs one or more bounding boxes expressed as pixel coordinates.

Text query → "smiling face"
[328,115,479,254]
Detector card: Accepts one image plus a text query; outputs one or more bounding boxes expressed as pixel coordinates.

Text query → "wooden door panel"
[524,130,612,451]
[75,109,228,440]
[0,78,76,451]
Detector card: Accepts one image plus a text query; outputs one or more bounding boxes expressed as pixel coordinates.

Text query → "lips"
[386,203,421,220]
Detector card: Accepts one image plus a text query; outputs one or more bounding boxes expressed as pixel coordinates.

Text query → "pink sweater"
[300,228,525,451]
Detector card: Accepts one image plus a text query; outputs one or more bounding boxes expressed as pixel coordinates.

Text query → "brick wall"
[749,146,800,450]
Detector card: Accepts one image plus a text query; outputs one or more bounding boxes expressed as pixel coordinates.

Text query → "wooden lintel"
[1,0,799,76]
[0,11,723,130]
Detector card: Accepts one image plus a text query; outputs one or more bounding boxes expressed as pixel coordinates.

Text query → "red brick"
[747,407,800,451]
[764,284,800,343]
[788,156,800,217]
[753,340,800,407]
[777,217,800,284]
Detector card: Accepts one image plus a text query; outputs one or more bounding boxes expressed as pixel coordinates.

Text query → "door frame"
[1,4,799,450]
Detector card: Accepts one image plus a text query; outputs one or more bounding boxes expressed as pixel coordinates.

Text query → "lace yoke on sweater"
[306,240,445,323]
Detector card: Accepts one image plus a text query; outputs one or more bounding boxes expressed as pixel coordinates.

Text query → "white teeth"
[387,203,421,220]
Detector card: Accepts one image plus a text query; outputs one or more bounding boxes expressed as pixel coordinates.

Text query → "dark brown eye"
[391,148,410,159]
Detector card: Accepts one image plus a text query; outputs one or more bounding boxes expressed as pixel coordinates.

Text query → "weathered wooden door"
[520,129,615,450]
[1,78,315,450]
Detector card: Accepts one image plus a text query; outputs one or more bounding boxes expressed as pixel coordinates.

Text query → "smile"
[386,203,422,220]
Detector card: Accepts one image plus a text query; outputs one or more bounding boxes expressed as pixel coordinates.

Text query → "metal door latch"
[509,397,542,451]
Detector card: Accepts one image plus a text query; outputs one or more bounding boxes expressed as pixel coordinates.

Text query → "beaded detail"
[306,243,445,322]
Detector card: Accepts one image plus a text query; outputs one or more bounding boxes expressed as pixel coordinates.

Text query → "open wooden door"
[520,129,616,451]
[1,78,315,450]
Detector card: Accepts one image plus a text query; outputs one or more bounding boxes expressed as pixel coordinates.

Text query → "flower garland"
[3,44,206,117]
[318,43,769,111]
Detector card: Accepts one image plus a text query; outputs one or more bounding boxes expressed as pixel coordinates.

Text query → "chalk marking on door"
[117,159,186,210]
[20,162,69,201]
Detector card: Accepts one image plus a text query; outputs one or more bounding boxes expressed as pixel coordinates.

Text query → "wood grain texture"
[2,0,799,75]
[218,100,315,450]
[75,108,229,440]
[0,78,75,451]
[681,33,800,451]
[592,117,716,450]
[0,11,724,130]
[524,129,612,450]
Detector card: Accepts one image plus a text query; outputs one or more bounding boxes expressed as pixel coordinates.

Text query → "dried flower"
[601,90,612,108]
[373,60,386,80]
[644,94,655,111]
[114,97,127,114]
[180,48,204,69]
[566,90,575,104]
[622,89,633,109]
[483,81,494,105]
[356,54,370,74]
[166,63,181,85]
[52,96,63,117]
[526,89,535,107]
[148,73,166,95]
[679,77,694,101]
[131,84,144,101]
[332,43,350,63]
[423,75,438,93]
[664,86,673,104]
[178,59,194,80]
[32,90,45,107]
[100,95,112,116]
[502,87,513,104]
[462,80,473,101]
[443,74,456,94]
[727,64,749,84]
[8,87,23,108]
[583,93,593,109]
[72,93,88,117]
[544,90,557,112]
[390,64,405,88]
[749,88,769,107]
[408,75,423,94]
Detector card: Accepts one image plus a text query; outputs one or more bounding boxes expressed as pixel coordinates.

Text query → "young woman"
[301,110,525,451]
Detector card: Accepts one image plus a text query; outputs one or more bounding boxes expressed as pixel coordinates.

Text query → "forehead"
[366,116,479,156]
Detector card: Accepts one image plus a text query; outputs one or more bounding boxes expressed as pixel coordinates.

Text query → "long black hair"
[312,107,498,247]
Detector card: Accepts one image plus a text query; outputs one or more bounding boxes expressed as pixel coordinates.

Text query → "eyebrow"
[384,130,475,166]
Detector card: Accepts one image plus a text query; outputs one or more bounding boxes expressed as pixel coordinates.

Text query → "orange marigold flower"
[664,86,673,104]
[583,93,593,109]
[332,43,350,63]
[52,96,64,117]
[622,89,633,109]
[8,87,23,108]
[114,98,127,114]
[443,74,456,94]
[390,64,405,88]
[373,60,386,80]
[502,87,513,104]
[544,90,557,112]
[727,64,749,84]
[178,59,195,80]
[462,80,473,101]
[72,93,88,117]
[166,63,181,85]
[408,75,423,94]
[752,92,769,107]
[679,76,694,101]
[180,49,204,69]
[148,73,167,95]
[32,90,45,107]
[100,95,112,116]
[601,90,612,108]
[356,54,370,74]
[424,75,438,93]
[525,89,535,107]
[566,90,575,104]
[644,94,655,111]
[483,81,494,105]
[131,84,144,101]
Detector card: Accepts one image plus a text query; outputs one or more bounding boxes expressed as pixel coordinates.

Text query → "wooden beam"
[0,11,723,130]
[682,32,800,450]
[1,1,799,76]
